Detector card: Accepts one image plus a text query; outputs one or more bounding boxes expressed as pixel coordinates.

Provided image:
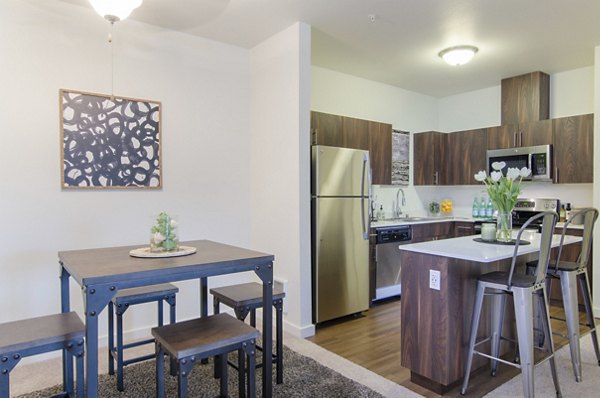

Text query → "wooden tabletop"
[58,240,274,286]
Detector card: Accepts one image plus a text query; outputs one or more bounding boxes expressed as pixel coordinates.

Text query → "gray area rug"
[17,344,384,398]
[484,333,600,397]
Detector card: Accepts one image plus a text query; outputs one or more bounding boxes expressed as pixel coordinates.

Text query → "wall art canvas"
[391,129,410,185]
[60,89,161,189]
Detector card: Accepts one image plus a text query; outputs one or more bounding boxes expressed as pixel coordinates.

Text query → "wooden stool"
[108,283,178,391]
[0,312,84,398]
[210,282,285,384]
[152,313,259,398]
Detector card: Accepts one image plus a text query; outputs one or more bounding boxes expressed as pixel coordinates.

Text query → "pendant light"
[438,45,479,66]
[89,0,143,24]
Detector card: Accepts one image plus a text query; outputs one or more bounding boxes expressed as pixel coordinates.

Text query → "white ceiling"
[58,0,600,97]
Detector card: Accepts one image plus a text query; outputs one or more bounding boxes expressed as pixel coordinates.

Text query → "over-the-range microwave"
[486,144,552,182]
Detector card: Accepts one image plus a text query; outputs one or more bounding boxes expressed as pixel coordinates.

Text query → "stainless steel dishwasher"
[374,225,412,300]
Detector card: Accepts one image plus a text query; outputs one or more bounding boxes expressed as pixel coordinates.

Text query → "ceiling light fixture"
[89,0,143,24]
[438,45,479,66]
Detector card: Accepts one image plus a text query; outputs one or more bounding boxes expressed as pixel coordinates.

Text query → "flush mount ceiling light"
[89,0,143,24]
[438,45,479,66]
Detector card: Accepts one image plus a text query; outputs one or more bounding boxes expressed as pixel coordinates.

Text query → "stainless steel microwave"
[486,144,552,182]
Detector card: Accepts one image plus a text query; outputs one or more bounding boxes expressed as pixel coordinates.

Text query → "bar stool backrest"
[554,207,599,273]
[507,211,558,288]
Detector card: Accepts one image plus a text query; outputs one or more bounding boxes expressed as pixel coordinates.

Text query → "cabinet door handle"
[519,130,523,147]
[513,131,517,147]
[555,167,559,183]
[434,171,439,185]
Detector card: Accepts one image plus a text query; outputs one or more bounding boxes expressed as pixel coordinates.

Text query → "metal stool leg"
[155,343,165,398]
[238,348,246,398]
[560,270,582,381]
[214,298,221,379]
[540,286,561,397]
[178,358,194,398]
[244,340,257,398]
[579,271,600,365]
[219,353,228,397]
[513,288,535,398]
[461,282,485,395]
[490,291,506,376]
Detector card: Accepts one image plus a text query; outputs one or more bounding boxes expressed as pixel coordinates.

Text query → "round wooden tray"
[129,245,197,258]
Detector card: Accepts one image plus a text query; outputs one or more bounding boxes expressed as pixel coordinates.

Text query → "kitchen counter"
[399,231,581,262]
[371,215,487,228]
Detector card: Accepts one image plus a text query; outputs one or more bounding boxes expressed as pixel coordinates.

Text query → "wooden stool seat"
[152,313,259,398]
[0,312,84,398]
[108,283,178,391]
[210,282,285,384]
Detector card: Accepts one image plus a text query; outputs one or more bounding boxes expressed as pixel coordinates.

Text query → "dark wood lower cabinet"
[400,250,528,391]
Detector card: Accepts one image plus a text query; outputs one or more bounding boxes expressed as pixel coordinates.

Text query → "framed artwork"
[392,129,410,185]
[60,89,162,189]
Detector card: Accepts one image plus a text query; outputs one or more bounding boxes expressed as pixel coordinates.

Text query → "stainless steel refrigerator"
[311,145,370,324]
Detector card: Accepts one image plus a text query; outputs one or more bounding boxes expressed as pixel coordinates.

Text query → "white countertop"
[399,231,582,263]
[371,216,584,230]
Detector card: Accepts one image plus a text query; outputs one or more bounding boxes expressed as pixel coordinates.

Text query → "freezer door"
[312,145,370,197]
[313,197,369,323]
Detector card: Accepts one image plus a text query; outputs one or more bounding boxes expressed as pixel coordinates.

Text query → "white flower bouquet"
[150,212,178,252]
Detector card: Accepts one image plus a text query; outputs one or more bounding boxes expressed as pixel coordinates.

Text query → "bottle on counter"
[559,205,566,222]
[377,205,384,221]
[472,197,479,218]
[565,203,573,221]
[486,198,493,218]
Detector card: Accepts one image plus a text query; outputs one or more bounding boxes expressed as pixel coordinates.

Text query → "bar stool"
[153,313,259,398]
[108,283,179,391]
[527,208,600,382]
[0,312,84,398]
[461,211,561,398]
[210,282,285,384]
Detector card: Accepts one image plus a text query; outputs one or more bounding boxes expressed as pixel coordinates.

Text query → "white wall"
[250,23,313,337]
[0,0,256,338]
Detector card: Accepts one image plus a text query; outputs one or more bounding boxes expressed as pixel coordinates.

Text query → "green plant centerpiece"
[150,212,178,252]
[474,162,530,242]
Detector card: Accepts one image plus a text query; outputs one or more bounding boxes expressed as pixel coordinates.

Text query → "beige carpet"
[484,334,600,397]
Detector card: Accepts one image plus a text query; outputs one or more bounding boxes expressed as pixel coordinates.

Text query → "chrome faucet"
[395,188,406,218]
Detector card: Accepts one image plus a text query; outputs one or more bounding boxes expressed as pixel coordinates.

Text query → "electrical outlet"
[429,269,441,290]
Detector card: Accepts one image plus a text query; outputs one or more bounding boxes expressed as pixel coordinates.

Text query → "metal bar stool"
[153,313,259,398]
[210,282,285,384]
[461,212,561,398]
[0,312,84,398]
[108,283,178,391]
[527,208,600,382]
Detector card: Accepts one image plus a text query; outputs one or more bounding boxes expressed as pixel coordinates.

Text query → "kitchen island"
[399,231,581,394]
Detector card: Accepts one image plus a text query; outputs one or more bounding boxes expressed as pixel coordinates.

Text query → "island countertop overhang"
[398,232,582,263]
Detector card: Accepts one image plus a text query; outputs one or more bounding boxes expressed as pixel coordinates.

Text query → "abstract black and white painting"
[60,89,161,189]
[391,129,410,185]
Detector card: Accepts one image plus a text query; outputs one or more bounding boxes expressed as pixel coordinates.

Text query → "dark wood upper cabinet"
[446,128,487,185]
[368,121,392,185]
[487,119,553,149]
[311,111,343,147]
[311,111,392,185]
[413,131,446,185]
[342,117,369,150]
[501,71,550,125]
[553,113,593,183]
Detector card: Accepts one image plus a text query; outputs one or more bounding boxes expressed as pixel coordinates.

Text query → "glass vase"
[150,213,179,252]
[496,211,513,242]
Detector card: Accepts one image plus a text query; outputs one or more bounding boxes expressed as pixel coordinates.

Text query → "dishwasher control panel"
[376,226,412,244]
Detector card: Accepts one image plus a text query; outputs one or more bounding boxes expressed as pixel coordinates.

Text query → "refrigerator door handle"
[361,153,370,240]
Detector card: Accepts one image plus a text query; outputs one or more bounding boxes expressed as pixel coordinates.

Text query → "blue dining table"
[58,239,275,397]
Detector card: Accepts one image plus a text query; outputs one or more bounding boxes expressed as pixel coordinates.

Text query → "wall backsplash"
[372,183,593,219]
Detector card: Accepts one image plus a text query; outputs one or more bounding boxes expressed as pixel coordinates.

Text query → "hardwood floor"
[308,297,594,397]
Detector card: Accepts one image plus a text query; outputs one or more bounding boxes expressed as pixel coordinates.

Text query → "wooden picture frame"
[60,89,162,189]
